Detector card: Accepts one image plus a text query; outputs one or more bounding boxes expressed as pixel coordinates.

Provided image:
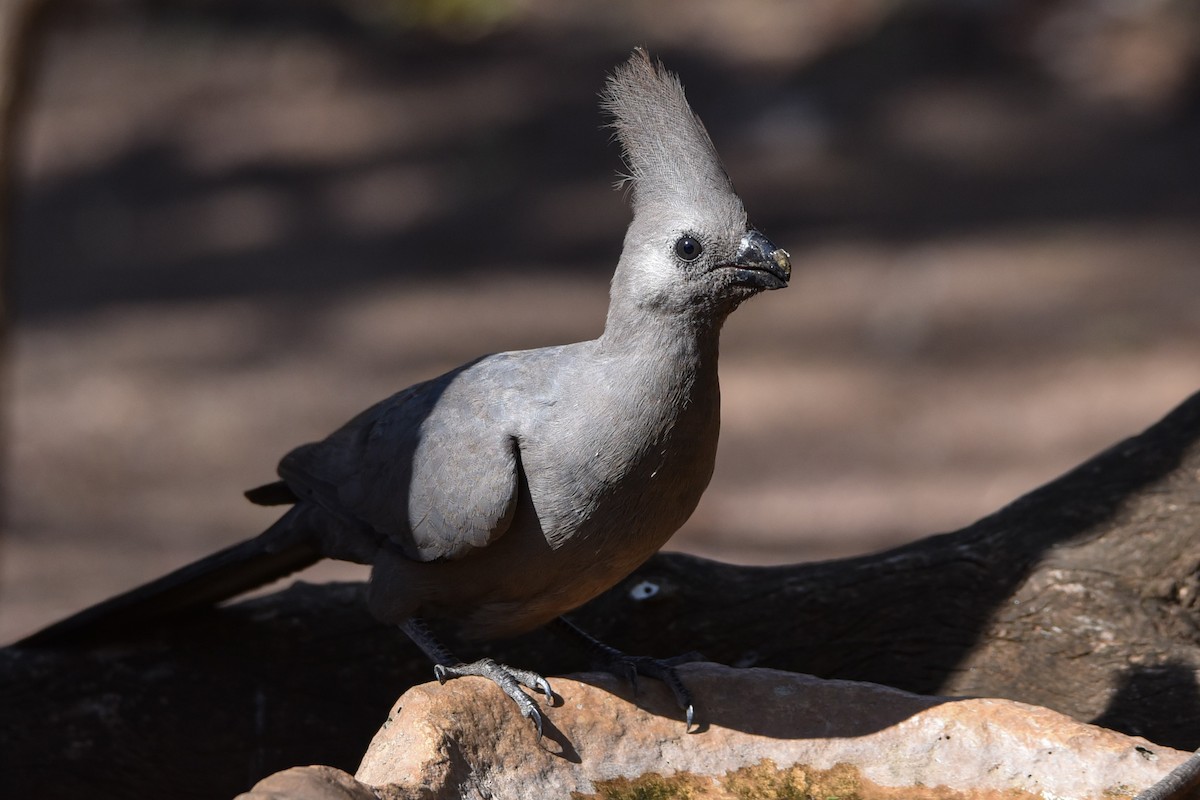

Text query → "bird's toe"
[624,655,695,727]
[429,657,552,737]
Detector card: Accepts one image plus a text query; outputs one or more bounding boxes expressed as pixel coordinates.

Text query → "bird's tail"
[14,506,322,647]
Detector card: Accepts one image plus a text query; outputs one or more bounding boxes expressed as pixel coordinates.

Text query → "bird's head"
[602,49,790,321]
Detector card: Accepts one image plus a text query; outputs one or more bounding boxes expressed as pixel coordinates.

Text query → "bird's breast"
[526,376,720,560]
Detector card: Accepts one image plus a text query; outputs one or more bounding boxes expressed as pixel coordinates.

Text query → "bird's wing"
[278,361,521,563]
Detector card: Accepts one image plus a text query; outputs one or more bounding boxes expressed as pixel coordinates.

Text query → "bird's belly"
[454,468,709,639]
[454,551,641,640]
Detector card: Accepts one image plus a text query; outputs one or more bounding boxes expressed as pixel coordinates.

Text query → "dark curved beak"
[728,229,791,290]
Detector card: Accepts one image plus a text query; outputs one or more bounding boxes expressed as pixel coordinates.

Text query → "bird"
[17,48,792,735]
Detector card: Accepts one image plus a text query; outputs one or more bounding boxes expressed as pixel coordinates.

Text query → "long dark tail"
[14,506,322,647]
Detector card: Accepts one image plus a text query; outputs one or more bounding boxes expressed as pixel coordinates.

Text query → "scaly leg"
[554,616,702,730]
[400,618,554,737]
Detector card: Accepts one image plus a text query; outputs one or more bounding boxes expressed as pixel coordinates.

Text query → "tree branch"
[3,389,1199,800]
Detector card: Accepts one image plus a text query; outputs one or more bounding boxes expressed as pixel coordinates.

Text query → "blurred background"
[1,0,1199,642]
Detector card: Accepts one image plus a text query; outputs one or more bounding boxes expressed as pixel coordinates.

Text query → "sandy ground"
[3,3,1199,642]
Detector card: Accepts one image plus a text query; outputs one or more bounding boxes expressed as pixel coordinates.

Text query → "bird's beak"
[726,230,791,290]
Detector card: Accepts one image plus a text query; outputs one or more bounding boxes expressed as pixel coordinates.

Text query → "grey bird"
[18,49,792,733]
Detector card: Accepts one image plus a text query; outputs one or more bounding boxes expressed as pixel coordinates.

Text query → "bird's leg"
[400,618,553,737]
[554,616,702,730]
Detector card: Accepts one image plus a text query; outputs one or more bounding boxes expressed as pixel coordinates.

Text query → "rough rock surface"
[238,663,1190,800]
[236,766,377,800]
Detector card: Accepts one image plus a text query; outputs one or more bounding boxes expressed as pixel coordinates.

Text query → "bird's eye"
[674,235,703,262]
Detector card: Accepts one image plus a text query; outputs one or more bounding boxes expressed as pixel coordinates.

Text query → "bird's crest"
[602,49,739,214]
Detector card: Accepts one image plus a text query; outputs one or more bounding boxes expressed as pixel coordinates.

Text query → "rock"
[339,662,1190,799]
[235,765,375,800]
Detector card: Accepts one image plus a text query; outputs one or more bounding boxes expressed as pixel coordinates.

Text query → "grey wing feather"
[278,361,521,563]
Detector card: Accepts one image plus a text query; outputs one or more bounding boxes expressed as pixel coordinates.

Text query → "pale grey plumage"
[603,50,740,221]
[19,49,791,732]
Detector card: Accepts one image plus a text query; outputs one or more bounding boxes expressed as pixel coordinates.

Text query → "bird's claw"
[430,658,552,738]
[608,654,697,730]
[623,663,640,695]
[552,618,699,730]
[525,705,544,739]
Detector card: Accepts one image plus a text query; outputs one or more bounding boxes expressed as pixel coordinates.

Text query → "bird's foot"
[433,657,554,738]
[554,617,703,731]
[600,651,702,731]
[401,619,553,738]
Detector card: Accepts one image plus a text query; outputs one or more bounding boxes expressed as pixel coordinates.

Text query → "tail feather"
[15,509,322,648]
[244,480,299,506]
